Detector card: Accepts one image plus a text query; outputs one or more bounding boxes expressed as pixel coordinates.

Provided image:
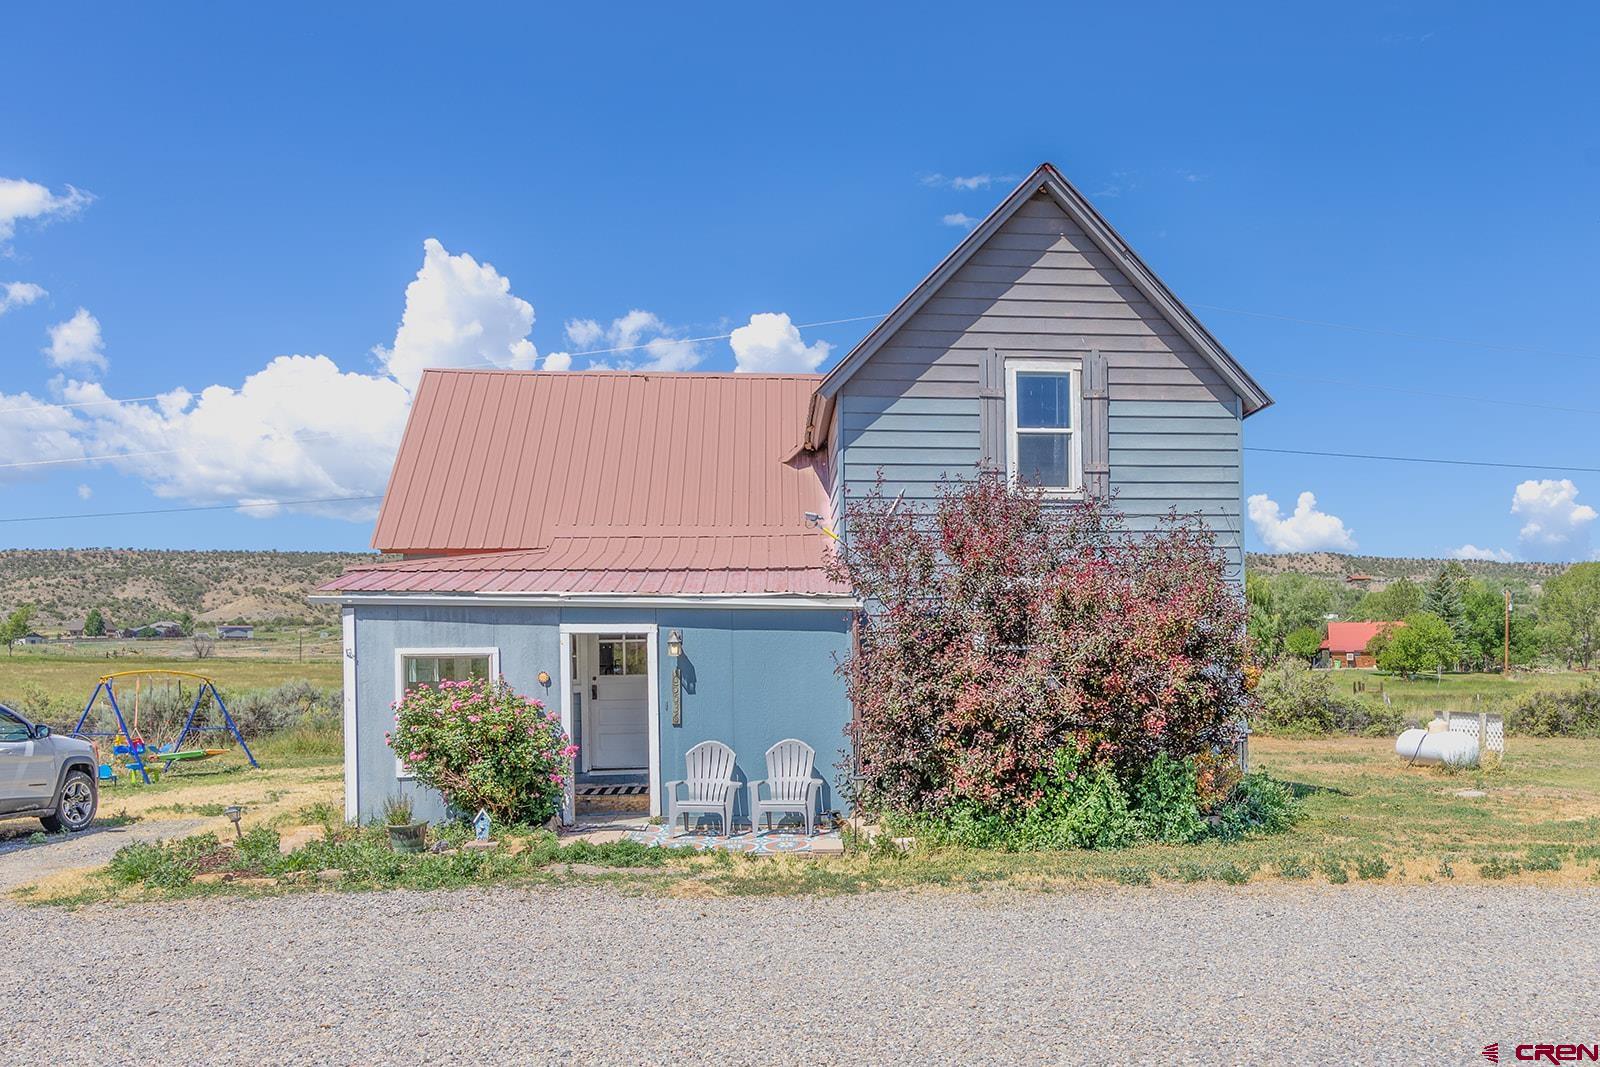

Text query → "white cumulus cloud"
[729,312,832,373]
[0,390,89,482]
[941,213,979,230]
[922,173,1014,191]
[563,318,604,347]
[1247,490,1357,552]
[1,281,46,315]
[564,309,703,371]
[65,355,411,520]
[372,238,539,391]
[0,178,92,241]
[1512,478,1596,556]
[1449,544,1513,562]
[76,483,92,500]
[45,308,107,372]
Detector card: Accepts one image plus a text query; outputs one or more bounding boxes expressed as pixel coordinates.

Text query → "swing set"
[71,670,259,784]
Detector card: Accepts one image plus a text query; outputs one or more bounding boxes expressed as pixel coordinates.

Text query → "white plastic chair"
[664,740,738,836]
[748,738,821,835]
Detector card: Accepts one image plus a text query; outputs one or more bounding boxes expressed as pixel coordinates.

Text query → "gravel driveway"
[6,884,1597,1065]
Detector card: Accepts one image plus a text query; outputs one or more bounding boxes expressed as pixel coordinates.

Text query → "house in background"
[1320,620,1404,669]
[217,624,255,640]
[314,162,1273,825]
[10,632,46,647]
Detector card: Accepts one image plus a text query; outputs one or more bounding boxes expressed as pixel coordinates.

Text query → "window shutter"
[1082,349,1110,500]
[978,346,1005,470]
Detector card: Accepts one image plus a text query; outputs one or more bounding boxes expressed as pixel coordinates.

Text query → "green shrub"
[107,833,221,888]
[1211,772,1302,841]
[1255,657,1405,736]
[912,745,1297,852]
[1130,753,1206,844]
[1506,681,1600,737]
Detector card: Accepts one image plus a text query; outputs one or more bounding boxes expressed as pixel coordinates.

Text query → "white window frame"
[1005,357,1083,495]
[392,646,500,779]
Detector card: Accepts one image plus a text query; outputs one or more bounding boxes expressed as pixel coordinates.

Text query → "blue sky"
[2,2,1596,560]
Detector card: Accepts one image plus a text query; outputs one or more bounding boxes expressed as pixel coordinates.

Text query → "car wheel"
[40,770,97,833]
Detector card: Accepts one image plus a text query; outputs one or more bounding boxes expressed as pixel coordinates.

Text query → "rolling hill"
[0,549,382,630]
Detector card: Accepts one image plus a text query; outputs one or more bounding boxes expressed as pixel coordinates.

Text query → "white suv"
[0,703,99,833]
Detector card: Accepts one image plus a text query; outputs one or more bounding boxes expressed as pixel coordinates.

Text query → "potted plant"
[382,794,426,853]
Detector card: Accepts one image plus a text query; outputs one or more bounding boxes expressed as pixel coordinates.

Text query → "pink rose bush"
[390,676,571,825]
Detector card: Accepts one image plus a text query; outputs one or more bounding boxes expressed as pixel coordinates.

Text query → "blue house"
[315,162,1271,826]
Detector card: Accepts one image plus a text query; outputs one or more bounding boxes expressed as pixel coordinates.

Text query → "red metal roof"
[326,369,846,598]
[323,534,845,596]
[1321,621,1403,653]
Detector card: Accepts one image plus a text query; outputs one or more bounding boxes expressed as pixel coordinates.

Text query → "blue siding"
[1110,398,1243,574]
[830,189,1245,574]
[350,603,851,823]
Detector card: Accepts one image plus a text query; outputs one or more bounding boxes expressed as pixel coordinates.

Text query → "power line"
[0,494,382,525]
[1247,445,1600,475]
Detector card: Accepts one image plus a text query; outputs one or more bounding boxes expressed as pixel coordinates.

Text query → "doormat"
[576,784,648,797]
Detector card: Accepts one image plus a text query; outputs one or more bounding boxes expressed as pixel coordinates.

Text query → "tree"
[0,604,36,655]
[1375,612,1459,678]
[1459,580,1538,671]
[1353,578,1422,622]
[1542,563,1600,668]
[1422,562,1469,638]
[83,608,106,637]
[1284,626,1324,662]
[1245,572,1334,661]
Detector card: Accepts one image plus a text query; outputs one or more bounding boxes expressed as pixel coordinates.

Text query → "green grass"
[1341,668,1588,718]
[20,735,1600,904]
[0,652,341,708]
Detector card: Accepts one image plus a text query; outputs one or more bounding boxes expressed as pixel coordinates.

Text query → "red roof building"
[1321,621,1404,668]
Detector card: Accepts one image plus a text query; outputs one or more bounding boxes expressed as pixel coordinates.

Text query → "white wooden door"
[591,675,648,769]
[588,634,649,770]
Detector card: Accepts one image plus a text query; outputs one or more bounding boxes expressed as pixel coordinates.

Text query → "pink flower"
[561,744,579,759]
[548,772,564,784]
[468,714,481,723]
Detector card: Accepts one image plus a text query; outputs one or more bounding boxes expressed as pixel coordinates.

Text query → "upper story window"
[1005,359,1082,493]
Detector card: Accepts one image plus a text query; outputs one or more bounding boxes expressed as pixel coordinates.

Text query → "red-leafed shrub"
[829,474,1256,821]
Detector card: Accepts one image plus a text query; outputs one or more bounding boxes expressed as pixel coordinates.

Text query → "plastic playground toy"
[71,670,259,784]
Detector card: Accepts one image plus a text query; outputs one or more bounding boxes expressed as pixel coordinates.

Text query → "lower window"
[394,649,497,777]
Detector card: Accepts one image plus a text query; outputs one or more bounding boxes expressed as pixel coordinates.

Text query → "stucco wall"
[348,602,852,824]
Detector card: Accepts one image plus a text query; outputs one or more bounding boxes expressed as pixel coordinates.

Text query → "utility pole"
[1503,588,1511,676]
[298,628,304,663]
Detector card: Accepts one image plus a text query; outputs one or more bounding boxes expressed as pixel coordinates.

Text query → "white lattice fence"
[1445,712,1505,756]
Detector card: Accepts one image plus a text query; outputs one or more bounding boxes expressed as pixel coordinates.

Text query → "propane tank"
[1396,716,1479,768]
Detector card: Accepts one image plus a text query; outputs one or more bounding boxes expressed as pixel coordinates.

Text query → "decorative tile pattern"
[624,826,842,855]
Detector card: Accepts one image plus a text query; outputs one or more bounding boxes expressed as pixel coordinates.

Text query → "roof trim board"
[309,592,860,610]
[803,162,1273,449]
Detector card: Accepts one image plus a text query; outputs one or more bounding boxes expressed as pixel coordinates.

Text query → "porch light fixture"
[667,630,683,658]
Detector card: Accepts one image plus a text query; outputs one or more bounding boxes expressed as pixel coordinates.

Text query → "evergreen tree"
[1422,561,1470,637]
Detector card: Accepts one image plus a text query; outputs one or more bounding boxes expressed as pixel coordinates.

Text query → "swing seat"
[159,749,221,762]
